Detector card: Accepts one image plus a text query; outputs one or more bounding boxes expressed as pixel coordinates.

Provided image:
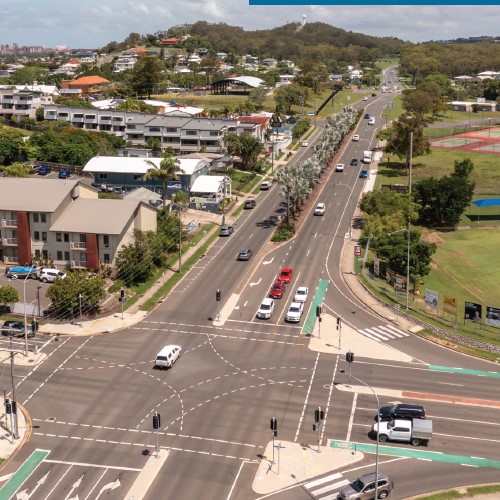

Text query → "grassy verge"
[415,484,500,499]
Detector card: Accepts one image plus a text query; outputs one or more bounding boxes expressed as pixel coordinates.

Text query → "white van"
[39,268,67,283]
[155,345,182,369]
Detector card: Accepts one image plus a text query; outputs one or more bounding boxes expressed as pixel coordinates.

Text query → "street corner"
[0,349,47,367]
[251,440,364,495]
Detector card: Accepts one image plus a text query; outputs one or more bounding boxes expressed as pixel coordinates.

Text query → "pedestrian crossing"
[358,323,410,342]
[303,472,350,499]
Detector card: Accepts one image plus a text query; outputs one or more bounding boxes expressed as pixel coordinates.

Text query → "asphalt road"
[2,88,500,500]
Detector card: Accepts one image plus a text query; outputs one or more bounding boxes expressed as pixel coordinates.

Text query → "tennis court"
[430,128,500,154]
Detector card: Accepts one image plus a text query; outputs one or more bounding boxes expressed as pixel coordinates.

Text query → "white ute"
[372,418,433,446]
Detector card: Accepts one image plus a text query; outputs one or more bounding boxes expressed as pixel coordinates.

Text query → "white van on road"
[155,345,182,369]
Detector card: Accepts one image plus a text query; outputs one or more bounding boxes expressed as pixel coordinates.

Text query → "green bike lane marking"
[429,365,500,378]
[0,449,50,498]
[329,440,500,469]
[302,279,329,335]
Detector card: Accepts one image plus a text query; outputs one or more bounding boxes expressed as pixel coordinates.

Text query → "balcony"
[71,260,87,269]
[1,219,18,228]
[70,242,86,250]
[2,238,18,246]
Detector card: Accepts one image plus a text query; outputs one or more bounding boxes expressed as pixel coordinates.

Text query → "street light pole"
[340,369,380,498]
[22,274,29,356]
[388,227,411,310]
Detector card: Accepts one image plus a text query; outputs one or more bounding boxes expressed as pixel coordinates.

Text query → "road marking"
[305,472,342,488]
[429,365,500,378]
[346,392,357,442]
[302,279,329,335]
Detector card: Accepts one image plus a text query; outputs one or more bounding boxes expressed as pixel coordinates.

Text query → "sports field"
[430,128,500,154]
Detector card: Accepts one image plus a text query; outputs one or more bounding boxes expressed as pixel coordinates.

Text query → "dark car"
[364,113,370,119]
[350,158,358,166]
[244,199,256,209]
[378,403,426,422]
[237,248,253,261]
[359,169,368,179]
[269,281,285,299]
[58,168,71,179]
[37,165,51,176]
[219,225,234,237]
[1,321,32,338]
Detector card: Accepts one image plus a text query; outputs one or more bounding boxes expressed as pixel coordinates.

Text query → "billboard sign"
[486,306,500,328]
[464,301,482,323]
[425,289,439,310]
[443,295,457,317]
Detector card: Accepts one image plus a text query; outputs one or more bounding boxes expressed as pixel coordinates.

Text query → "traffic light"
[153,412,161,430]
[337,316,341,330]
[31,319,39,333]
[11,401,17,414]
[216,289,221,302]
[270,417,277,437]
[5,399,11,415]
[314,407,325,424]
[119,288,125,301]
[346,351,354,363]
[316,305,322,318]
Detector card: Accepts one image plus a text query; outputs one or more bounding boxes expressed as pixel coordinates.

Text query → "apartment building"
[0,87,45,120]
[0,178,156,269]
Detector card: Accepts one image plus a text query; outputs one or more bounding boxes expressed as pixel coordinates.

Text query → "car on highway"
[338,472,394,499]
[378,403,426,421]
[336,163,345,172]
[293,286,309,303]
[352,134,360,142]
[362,96,368,101]
[364,113,370,119]
[219,225,233,237]
[260,180,272,190]
[269,281,286,299]
[371,92,377,97]
[256,298,275,319]
[237,248,253,261]
[58,168,71,179]
[37,165,51,176]
[301,141,309,147]
[279,268,293,284]
[244,199,256,209]
[350,158,358,166]
[314,202,326,216]
[368,117,375,125]
[360,169,368,179]
[155,345,182,369]
[285,301,304,322]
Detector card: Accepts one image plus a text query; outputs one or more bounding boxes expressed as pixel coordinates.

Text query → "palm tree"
[144,148,183,205]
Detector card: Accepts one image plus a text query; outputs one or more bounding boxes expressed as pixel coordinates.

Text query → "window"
[56,233,62,242]
[133,174,142,181]
[64,251,70,260]
[64,233,69,243]
[41,213,47,223]
[103,235,109,247]
[34,231,40,241]
[210,131,219,137]
[104,253,110,264]
[79,234,86,243]
[35,250,41,258]
[166,127,177,133]
[33,213,39,223]
[98,173,108,180]
[42,232,47,242]
[149,127,160,132]
[42,250,48,259]
[186,130,197,136]
[57,251,63,260]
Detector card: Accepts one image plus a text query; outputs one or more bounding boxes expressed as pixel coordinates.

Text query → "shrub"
[271,222,295,242]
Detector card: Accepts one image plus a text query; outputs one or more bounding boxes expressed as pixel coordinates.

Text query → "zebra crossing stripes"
[304,472,350,499]
[359,324,410,342]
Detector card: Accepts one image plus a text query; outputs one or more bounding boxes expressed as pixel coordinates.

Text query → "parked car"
[350,158,358,166]
[244,199,256,209]
[256,298,275,319]
[58,168,71,179]
[285,302,304,322]
[279,268,293,284]
[269,281,286,299]
[336,163,345,172]
[378,403,426,421]
[352,134,360,142]
[301,141,309,147]
[338,472,394,499]
[219,225,234,237]
[314,203,326,216]
[1,321,33,338]
[260,180,272,190]
[37,165,51,176]
[6,265,39,279]
[360,169,368,179]
[237,248,253,261]
[39,268,67,283]
[294,286,309,303]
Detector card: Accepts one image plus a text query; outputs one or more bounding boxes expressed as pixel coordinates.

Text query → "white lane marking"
[305,472,342,488]
[345,392,357,443]
[311,479,350,496]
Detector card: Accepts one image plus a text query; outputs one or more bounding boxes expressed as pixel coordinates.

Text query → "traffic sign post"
[152,412,161,457]
[354,245,362,275]
[313,406,325,452]
[215,289,221,321]
[337,316,342,349]
[316,304,322,338]
[346,351,355,385]
[270,417,277,464]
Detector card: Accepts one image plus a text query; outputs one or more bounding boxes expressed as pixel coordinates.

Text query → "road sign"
[307,112,315,116]
[354,245,362,256]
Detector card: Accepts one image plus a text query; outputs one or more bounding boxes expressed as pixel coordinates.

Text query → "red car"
[269,281,286,299]
[279,268,293,284]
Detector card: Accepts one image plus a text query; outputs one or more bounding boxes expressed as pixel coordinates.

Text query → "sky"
[1,1,499,49]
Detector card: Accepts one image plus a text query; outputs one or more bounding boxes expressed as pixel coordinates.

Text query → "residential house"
[74,51,98,63]
[159,37,180,46]
[113,56,137,72]
[0,87,45,120]
[60,76,110,98]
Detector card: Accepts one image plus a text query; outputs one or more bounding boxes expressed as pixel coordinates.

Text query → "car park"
[269,281,285,299]
[58,168,71,179]
[336,163,345,172]
[338,472,394,499]
[219,225,233,237]
[237,248,253,261]
[378,403,426,421]
[314,202,325,216]
[39,268,67,283]
[155,345,181,369]
[37,165,51,176]
[244,199,256,209]
[260,180,272,190]
[352,134,360,141]
[360,169,368,179]
[279,268,293,284]
[285,302,304,322]
[256,298,275,319]
[293,286,309,303]
[301,141,309,147]
[350,158,358,166]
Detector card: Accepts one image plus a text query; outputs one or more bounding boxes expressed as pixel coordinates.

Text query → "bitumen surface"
[0,143,495,499]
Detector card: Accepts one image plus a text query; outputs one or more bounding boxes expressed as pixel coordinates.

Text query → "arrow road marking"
[64,474,83,500]
[16,471,49,499]
[249,278,262,287]
[263,257,274,265]
[95,478,120,499]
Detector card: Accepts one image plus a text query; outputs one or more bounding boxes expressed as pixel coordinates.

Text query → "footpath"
[0,128,496,499]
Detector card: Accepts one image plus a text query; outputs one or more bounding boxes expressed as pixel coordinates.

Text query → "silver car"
[338,472,393,499]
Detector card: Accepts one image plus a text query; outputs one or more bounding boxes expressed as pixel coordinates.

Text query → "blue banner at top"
[250,0,495,4]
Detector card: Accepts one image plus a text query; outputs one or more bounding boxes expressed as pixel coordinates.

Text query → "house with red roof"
[60,76,111,97]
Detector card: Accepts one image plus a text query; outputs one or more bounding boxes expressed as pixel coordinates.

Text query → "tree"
[248,86,268,109]
[0,127,27,165]
[225,132,263,171]
[130,56,164,98]
[45,271,106,318]
[0,285,19,307]
[274,84,309,114]
[115,232,156,287]
[144,148,182,204]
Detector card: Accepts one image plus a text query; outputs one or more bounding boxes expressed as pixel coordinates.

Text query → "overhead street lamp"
[339,369,381,498]
[388,226,411,310]
[335,183,354,239]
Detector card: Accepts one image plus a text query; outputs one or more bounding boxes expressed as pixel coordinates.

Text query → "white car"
[260,180,272,190]
[352,134,360,142]
[301,141,309,147]
[336,163,345,172]
[285,302,304,322]
[294,286,309,303]
[256,298,275,319]
[368,117,375,125]
[362,96,368,101]
[314,202,326,216]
